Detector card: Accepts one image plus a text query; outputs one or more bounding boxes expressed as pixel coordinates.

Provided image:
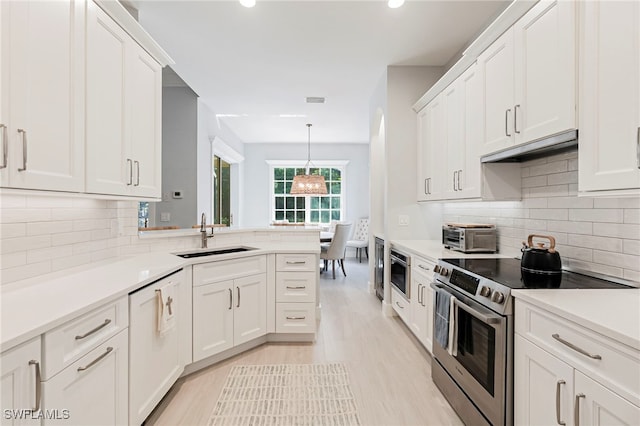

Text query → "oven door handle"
[390,254,408,267]
[430,283,502,325]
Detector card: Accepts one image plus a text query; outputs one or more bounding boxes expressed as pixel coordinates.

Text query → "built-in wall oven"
[390,248,410,300]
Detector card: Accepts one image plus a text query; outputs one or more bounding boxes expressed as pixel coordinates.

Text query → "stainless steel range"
[431,257,632,426]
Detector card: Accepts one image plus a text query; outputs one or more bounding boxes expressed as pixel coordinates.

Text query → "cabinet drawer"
[412,256,436,279]
[391,287,410,324]
[42,297,128,380]
[276,271,316,303]
[193,255,267,286]
[276,254,317,272]
[515,300,640,406]
[275,303,316,333]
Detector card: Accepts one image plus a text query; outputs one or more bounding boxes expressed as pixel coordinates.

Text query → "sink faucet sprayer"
[200,213,214,248]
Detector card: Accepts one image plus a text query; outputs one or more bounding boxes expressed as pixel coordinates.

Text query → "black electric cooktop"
[442,257,632,290]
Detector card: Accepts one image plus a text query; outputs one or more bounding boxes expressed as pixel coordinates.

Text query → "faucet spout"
[200,213,206,232]
[200,212,214,248]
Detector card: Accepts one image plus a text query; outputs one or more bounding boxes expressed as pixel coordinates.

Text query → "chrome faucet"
[200,212,214,248]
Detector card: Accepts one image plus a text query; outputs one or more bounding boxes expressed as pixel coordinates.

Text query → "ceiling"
[133,0,510,144]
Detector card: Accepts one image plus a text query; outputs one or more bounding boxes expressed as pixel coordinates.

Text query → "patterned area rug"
[208,363,362,426]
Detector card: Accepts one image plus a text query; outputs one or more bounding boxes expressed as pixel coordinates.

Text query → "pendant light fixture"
[290,124,328,195]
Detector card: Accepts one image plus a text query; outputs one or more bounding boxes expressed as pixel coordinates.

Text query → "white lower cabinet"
[274,254,317,334]
[129,270,186,425]
[515,300,640,426]
[391,287,410,324]
[42,330,128,426]
[192,256,268,362]
[1,337,41,426]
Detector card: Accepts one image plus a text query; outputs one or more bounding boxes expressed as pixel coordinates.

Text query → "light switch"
[160,212,171,222]
[399,215,409,226]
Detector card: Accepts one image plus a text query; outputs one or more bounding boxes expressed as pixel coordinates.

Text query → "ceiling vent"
[305,97,325,104]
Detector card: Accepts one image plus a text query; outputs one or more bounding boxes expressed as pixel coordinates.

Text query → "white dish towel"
[447,295,457,356]
[156,283,176,335]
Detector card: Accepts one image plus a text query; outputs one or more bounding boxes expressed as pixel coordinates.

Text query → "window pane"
[331,182,341,194]
[285,197,295,209]
[275,210,284,220]
[295,168,306,176]
[321,168,330,179]
[320,197,330,209]
[309,167,319,175]
[274,168,284,180]
[285,211,295,222]
[296,211,305,223]
[285,168,295,180]
[310,197,319,209]
[321,210,330,223]
[331,210,341,220]
[275,197,284,209]
[296,197,305,209]
[331,168,341,180]
[310,211,319,222]
[285,182,292,193]
[274,181,284,194]
[331,197,340,209]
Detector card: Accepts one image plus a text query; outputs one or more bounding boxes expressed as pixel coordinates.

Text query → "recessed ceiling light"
[388,0,405,8]
[279,114,307,118]
[305,97,325,104]
[239,0,255,8]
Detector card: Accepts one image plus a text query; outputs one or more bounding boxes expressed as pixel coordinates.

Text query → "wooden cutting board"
[444,222,495,228]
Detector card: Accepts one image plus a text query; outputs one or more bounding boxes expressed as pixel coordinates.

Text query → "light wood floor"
[146,256,463,426]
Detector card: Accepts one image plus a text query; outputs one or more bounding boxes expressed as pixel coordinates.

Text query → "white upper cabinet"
[416,94,446,201]
[578,0,640,194]
[0,0,85,192]
[85,2,162,199]
[480,0,576,156]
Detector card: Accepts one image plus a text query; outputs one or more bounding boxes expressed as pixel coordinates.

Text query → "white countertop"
[1,241,319,351]
[390,239,511,262]
[512,289,640,351]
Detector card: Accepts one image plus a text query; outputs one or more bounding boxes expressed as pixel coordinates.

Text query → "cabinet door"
[1,338,41,426]
[192,280,234,362]
[514,0,576,145]
[479,28,515,155]
[416,107,430,202]
[409,270,431,351]
[6,0,84,192]
[418,95,446,201]
[234,274,267,346]
[575,370,640,426]
[42,331,128,426]
[579,0,640,192]
[515,335,574,426]
[444,80,463,198]
[85,2,129,195]
[129,274,183,426]
[0,2,7,186]
[128,42,162,198]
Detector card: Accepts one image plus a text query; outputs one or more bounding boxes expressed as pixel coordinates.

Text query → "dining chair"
[346,218,369,263]
[320,222,352,279]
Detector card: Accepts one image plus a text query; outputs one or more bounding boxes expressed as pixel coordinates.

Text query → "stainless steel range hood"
[481,129,578,163]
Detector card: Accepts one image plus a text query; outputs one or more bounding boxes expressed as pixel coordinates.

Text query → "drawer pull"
[286,316,306,320]
[286,261,306,265]
[17,129,27,171]
[28,360,41,410]
[574,393,585,426]
[556,380,566,425]
[75,319,111,340]
[228,288,233,310]
[395,301,405,309]
[77,347,113,372]
[552,334,602,360]
[286,286,306,289]
[418,264,431,271]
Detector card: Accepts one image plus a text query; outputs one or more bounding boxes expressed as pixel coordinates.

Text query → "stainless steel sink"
[175,246,256,259]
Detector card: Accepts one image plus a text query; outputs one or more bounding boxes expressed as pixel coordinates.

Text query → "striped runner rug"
[208,363,361,426]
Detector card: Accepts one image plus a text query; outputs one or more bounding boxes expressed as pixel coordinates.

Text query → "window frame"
[267,160,349,225]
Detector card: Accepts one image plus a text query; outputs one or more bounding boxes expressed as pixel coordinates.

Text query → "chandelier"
[290,124,328,195]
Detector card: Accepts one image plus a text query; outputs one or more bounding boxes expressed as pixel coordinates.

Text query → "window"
[138,202,149,228]
[213,155,231,225]
[271,164,345,224]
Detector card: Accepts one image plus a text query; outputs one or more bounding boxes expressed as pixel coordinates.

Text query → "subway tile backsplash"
[443,149,640,283]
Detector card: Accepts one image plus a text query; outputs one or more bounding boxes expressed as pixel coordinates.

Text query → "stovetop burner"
[442,258,631,290]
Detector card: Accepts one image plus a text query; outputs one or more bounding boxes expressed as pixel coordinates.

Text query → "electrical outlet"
[399,215,409,226]
[160,212,171,222]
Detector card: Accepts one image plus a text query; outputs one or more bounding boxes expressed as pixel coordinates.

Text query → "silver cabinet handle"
[417,283,423,305]
[236,286,240,308]
[17,129,27,171]
[126,159,133,185]
[552,334,602,360]
[77,346,113,372]
[0,124,7,169]
[286,286,306,289]
[395,301,404,309]
[28,360,41,410]
[228,288,233,310]
[427,177,431,195]
[574,393,585,426]
[556,380,566,425]
[505,109,512,137]
[457,169,462,191]
[514,104,521,134]
[75,319,111,340]
[424,178,428,195]
[453,171,457,191]
[286,261,306,265]
[636,127,639,169]
[134,160,140,186]
[286,316,306,320]
[418,264,431,271]
[420,284,426,307]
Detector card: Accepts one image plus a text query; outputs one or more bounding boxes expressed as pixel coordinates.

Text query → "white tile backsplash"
[443,149,640,283]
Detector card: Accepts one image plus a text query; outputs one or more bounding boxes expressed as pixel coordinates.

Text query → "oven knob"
[491,291,505,304]
[480,286,492,297]
[441,268,449,277]
[434,265,441,274]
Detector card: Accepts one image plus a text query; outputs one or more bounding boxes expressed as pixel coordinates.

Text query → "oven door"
[431,282,507,426]
[390,251,410,299]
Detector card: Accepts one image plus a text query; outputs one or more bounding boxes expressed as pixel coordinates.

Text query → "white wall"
[241,143,369,228]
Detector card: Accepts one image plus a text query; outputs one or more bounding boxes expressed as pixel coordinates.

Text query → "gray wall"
[241,143,370,228]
